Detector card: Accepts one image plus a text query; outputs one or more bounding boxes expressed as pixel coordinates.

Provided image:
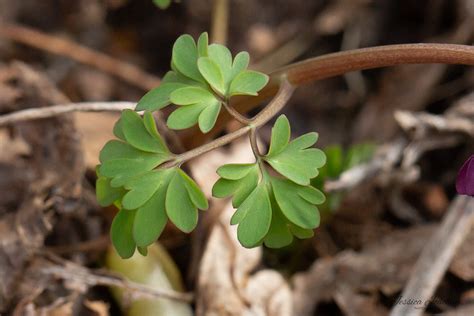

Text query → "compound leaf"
[265,117,326,186]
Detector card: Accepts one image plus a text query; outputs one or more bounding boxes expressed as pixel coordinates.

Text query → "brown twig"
[390,196,474,316]
[0,23,160,90]
[40,261,193,302]
[0,101,136,126]
[395,110,474,137]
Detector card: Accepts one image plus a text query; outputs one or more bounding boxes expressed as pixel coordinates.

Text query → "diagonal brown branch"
[0,23,160,90]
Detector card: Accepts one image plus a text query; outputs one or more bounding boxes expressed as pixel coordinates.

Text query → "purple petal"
[456,155,474,196]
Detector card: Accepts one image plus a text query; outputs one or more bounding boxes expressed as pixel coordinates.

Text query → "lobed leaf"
[133,179,170,247]
[166,103,207,130]
[135,83,185,111]
[96,176,126,207]
[232,185,272,248]
[231,51,250,80]
[271,178,321,229]
[171,35,204,82]
[198,101,221,133]
[197,57,225,95]
[265,116,326,186]
[111,209,137,259]
[121,110,168,153]
[229,70,269,96]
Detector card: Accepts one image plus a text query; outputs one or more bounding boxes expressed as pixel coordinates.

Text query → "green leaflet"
[121,110,168,153]
[216,163,256,180]
[165,170,199,233]
[212,159,326,249]
[197,57,225,95]
[133,174,171,247]
[121,170,168,210]
[198,102,221,133]
[167,103,207,130]
[231,52,250,79]
[170,86,215,105]
[265,115,326,186]
[271,178,323,229]
[96,176,126,207]
[135,83,185,111]
[229,70,269,96]
[197,32,209,57]
[111,209,137,259]
[263,198,294,248]
[267,115,291,156]
[172,34,204,83]
[232,185,272,248]
[168,86,222,133]
[212,164,259,207]
[179,169,209,210]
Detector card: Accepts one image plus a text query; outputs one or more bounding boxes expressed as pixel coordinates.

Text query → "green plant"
[312,143,376,213]
[96,32,326,258]
[153,0,172,10]
[96,33,474,258]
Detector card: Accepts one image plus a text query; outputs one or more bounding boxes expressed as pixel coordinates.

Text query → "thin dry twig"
[0,101,136,126]
[40,261,193,302]
[390,196,474,316]
[395,110,474,137]
[0,23,160,90]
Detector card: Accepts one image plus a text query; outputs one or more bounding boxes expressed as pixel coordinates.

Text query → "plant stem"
[222,100,251,125]
[249,128,261,157]
[210,0,229,44]
[184,43,474,147]
[166,79,294,166]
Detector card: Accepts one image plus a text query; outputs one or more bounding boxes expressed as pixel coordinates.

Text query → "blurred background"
[0,0,473,315]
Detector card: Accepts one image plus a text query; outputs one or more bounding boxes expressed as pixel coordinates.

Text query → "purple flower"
[456,155,474,196]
